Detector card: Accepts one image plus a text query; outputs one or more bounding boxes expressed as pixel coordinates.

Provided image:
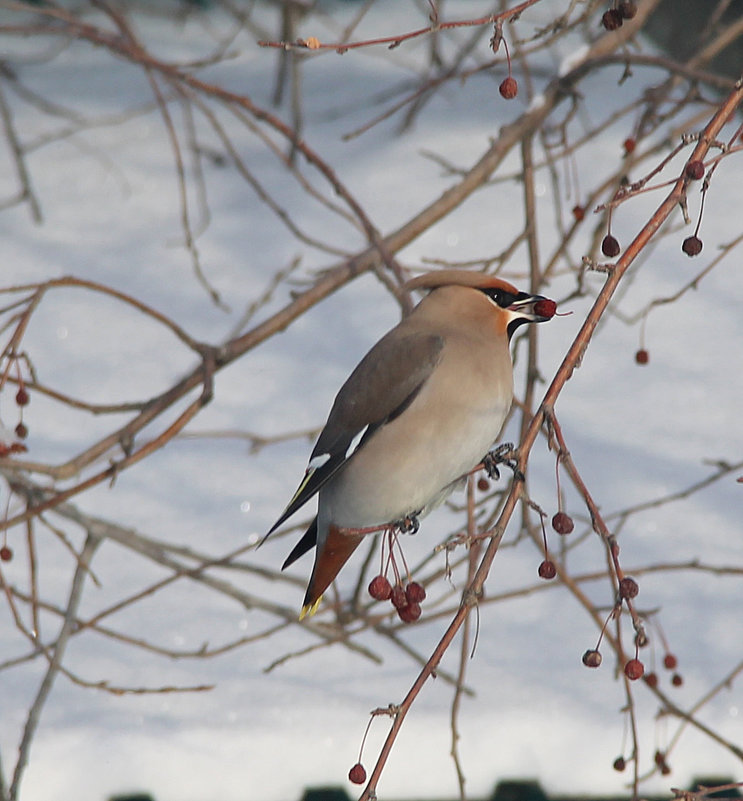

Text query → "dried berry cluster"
[0,357,31,457]
[0,353,35,565]
[541,454,661,688]
[537,510,575,580]
[613,745,674,776]
[368,529,427,623]
[682,159,706,257]
[538,458,576,581]
[644,651,684,690]
[582,571,646,678]
[575,531,656,683]
[601,1,638,31]
[368,573,426,622]
[580,562,686,719]
[598,149,709,368]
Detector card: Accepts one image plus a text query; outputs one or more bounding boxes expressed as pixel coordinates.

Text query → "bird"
[263,269,555,618]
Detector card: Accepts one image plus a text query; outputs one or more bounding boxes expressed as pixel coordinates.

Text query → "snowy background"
[0,2,741,801]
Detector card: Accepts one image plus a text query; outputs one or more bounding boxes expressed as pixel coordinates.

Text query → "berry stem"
[503,32,512,78]
[554,453,564,513]
[692,178,707,238]
[357,713,375,766]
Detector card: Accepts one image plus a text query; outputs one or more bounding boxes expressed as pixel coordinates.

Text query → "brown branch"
[8,533,100,801]
[450,477,481,800]
[257,0,545,54]
[0,78,41,222]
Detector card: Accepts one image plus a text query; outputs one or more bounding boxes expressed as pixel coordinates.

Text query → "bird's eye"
[481,288,517,308]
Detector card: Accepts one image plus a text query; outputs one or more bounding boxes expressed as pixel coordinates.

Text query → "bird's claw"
[482,443,525,482]
[394,512,421,535]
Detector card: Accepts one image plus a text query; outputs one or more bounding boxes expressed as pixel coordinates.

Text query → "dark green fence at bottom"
[109,775,741,801]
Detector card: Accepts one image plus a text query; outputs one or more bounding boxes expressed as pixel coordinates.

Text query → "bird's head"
[405,269,557,340]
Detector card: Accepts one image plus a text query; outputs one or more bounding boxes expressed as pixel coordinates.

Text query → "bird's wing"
[264,330,444,540]
[281,516,317,569]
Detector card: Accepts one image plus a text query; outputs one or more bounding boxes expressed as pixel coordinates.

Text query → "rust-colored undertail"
[299,524,365,619]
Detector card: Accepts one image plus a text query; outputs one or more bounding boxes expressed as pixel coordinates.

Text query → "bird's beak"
[507,292,555,323]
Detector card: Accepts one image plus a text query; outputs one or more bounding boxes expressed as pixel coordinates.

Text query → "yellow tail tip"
[299,596,323,620]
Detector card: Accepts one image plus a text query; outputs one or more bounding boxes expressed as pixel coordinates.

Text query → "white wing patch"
[308,453,331,470]
[345,424,370,460]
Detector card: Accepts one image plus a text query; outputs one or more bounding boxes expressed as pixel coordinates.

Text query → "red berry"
[671,673,683,687]
[368,575,392,601]
[405,581,426,604]
[685,160,704,180]
[618,1,637,19]
[15,387,29,406]
[645,671,659,688]
[663,653,678,670]
[624,658,644,680]
[397,601,422,623]
[613,756,627,772]
[682,235,703,256]
[551,511,574,535]
[499,76,518,99]
[348,763,367,784]
[15,422,28,439]
[635,348,649,365]
[0,545,12,562]
[601,9,623,30]
[572,205,586,222]
[533,298,557,319]
[619,576,639,599]
[538,559,556,579]
[601,234,621,257]
[582,649,602,668]
[623,137,636,154]
[390,584,407,609]
[477,476,490,492]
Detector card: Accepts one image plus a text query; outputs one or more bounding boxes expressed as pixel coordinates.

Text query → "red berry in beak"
[533,298,557,319]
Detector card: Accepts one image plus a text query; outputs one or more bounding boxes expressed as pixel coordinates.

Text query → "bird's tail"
[300,524,365,619]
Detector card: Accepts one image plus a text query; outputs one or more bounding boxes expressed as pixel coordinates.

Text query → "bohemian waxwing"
[264,269,555,617]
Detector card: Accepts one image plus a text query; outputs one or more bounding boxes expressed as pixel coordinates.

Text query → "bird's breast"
[322,339,513,528]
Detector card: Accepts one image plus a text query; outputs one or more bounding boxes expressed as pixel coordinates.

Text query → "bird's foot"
[393,511,421,535]
[481,443,524,482]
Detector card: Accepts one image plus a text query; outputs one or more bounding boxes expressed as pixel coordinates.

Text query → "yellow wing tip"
[299,596,323,620]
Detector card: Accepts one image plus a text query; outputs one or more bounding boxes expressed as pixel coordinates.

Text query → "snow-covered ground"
[1,2,741,801]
